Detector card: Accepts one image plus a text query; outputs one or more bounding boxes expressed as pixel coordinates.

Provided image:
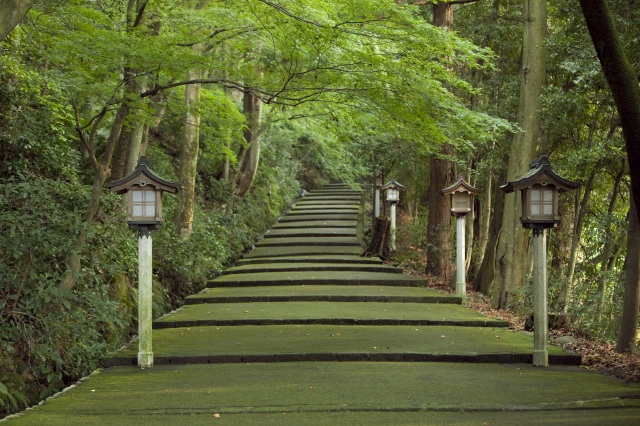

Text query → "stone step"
[296,199,360,205]
[186,285,460,304]
[221,262,401,275]
[255,237,361,247]
[288,203,359,214]
[208,271,425,287]
[154,301,498,329]
[235,255,383,265]
[245,246,364,258]
[272,220,357,229]
[301,195,361,200]
[104,324,580,367]
[264,228,356,238]
[278,214,358,222]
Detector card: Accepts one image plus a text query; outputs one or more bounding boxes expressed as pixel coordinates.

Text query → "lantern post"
[381,179,404,251]
[441,177,480,298]
[107,157,178,368]
[373,174,383,220]
[501,155,578,366]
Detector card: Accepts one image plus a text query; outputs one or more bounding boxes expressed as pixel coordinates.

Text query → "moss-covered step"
[186,285,460,304]
[221,262,400,276]
[272,220,357,229]
[254,237,360,247]
[244,246,364,258]
[153,301,505,328]
[263,228,356,238]
[291,205,358,211]
[104,324,580,366]
[15,362,640,426]
[208,271,425,287]
[235,254,383,265]
[299,195,361,201]
[278,214,358,222]
[295,199,360,205]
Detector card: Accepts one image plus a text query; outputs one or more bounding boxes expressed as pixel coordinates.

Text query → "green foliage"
[0,176,135,413]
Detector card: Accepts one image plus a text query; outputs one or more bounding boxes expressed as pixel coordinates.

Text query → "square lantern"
[381,179,404,203]
[374,175,383,188]
[107,157,179,229]
[501,156,578,229]
[441,178,480,217]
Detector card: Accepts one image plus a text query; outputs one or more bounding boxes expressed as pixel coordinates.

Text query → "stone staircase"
[105,183,579,367]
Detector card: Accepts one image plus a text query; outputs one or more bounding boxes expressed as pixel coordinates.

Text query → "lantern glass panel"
[529,187,554,217]
[131,189,156,218]
[454,192,468,210]
[387,188,399,202]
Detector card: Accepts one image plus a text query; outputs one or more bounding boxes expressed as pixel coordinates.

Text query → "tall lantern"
[441,178,480,297]
[107,157,178,368]
[381,179,404,251]
[501,155,578,367]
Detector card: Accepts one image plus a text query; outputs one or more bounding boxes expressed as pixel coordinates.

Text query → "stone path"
[6,183,640,425]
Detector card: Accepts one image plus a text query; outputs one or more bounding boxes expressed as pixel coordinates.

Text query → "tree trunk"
[579,0,640,224]
[425,2,455,281]
[556,170,594,312]
[0,0,35,41]
[474,164,507,295]
[617,193,640,353]
[491,0,546,309]
[236,91,263,196]
[176,48,203,237]
[362,217,392,259]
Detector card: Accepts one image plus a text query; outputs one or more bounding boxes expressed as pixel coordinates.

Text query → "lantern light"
[381,179,404,204]
[500,155,578,229]
[107,157,179,229]
[440,178,480,217]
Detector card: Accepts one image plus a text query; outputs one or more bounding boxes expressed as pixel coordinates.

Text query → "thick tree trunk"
[362,217,392,259]
[474,165,507,295]
[0,0,35,41]
[425,2,455,281]
[491,0,546,309]
[579,0,640,224]
[176,54,203,238]
[236,91,262,196]
[176,81,201,237]
[579,0,640,353]
[617,194,640,353]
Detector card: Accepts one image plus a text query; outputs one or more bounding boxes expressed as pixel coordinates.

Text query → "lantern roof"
[106,157,179,195]
[440,177,480,197]
[381,179,405,191]
[500,155,579,194]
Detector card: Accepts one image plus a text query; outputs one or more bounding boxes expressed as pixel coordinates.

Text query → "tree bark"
[491,0,546,309]
[474,164,507,295]
[556,170,594,312]
[0,0,35,41]
[578,0,640,353]
[617,193,640,353]
[425,2,455,281]
[579,0,640,224]
[176,52,203,238]
[236,91,263,196]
